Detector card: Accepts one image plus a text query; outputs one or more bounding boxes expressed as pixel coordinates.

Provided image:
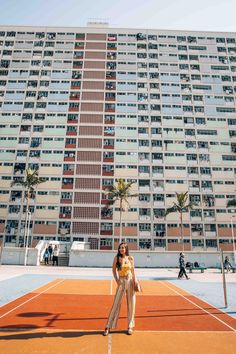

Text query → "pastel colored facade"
[0,25,235,251]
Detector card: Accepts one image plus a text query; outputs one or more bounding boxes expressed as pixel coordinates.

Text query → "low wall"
[1,247,39,266]
[1,247,233,268]
[69,250,233,268]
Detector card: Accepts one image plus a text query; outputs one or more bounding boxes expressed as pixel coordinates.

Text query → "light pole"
[0,230,6,265]
[231,215,236,265]
[24,210,31,266]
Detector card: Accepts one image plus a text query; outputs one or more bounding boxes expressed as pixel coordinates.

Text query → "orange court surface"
[0,278,236,354]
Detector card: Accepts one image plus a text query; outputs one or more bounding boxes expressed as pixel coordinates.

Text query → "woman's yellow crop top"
[118,259,132,277]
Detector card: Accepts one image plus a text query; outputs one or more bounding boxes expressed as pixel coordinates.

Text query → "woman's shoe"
[103,328,109,336]
[127,328,133,335]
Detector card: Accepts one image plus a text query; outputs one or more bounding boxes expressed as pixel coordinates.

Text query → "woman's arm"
[112,256,119,284]
[130,256,137,283]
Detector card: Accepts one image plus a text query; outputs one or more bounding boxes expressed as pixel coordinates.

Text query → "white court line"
[0,279,65,320]
[108,334,112,354]
[160,281,236,333]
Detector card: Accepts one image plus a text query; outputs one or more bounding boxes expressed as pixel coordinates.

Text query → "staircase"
[58,253,69,266]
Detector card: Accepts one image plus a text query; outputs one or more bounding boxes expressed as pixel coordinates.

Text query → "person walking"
[224,256,232,272]
[178,252,190,280]
[103,242,137,336]
[52,245,59,266]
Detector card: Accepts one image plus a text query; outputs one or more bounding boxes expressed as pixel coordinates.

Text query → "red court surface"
[0,279,236,353]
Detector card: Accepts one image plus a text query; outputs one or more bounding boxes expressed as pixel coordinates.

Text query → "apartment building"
[0,24,235,251]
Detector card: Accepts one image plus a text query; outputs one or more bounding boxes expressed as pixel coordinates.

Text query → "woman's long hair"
[116,242,129,270]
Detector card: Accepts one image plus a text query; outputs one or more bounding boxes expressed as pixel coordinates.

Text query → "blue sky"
[0,0,236,32]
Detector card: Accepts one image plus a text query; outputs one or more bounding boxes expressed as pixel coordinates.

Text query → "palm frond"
[176,191,188,208]
[11,169,45,194]
[227,199,236,208]
[11,180,26,188]
[105,178,138,223]
[173,202,182,213]
[165,206,178,216]
[166,191,195,216]
[184,202,196,211]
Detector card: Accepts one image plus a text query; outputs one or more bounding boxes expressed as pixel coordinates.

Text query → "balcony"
[70,93,80,101]
[59,213,71,219]
[106,71,116,80]
[191,216,202,222]
[62,183,73,190]
[205,231,217,237]
[104,127,115,136]
[139,186,150,192]
[107,34,117,41]
[101,213,113,220]
[105,94,116,102]
[10,195,22,203]
[71,83,81,90]
[168,243,191,251]
[107,43,117,51]
[191,231,203,237]
[60,198,72,204]
[100,230,113,236]
[68,118,78,124]
[139,231,151,236]
[73,61,83,69]
[33,224,57,234]
[102,170,114,176]
[65,143,76,149]
[139,215,151,221]
[153,201,165,207]
[69,107,79,112]
[103,157,114,163]
[64,153,75,162]
[107,52,116,60]
[105,104,115,112]
[8,211,21,218]
[62,177,73,189]
[63,169,74,176]
[66,130,77,136]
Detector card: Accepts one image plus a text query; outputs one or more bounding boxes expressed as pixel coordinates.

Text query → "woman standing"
[103,242,137,336]
[52,245,59,266]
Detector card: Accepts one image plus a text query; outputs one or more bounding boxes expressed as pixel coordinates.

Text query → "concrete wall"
[69,250,234,268]
[1,246,234,268]
[1,247,39,266]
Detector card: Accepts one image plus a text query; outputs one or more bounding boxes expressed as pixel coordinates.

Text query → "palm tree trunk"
[27,190,31,246]
[119,199,122,244]
[23,190,30,247]
[180,211,184,251]
[24,190,30,266]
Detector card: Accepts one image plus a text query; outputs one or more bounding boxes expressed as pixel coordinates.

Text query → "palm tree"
[165,191,195,250]
[104,178,138,246]
[10,169,45,264]
[227,199,236,208]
